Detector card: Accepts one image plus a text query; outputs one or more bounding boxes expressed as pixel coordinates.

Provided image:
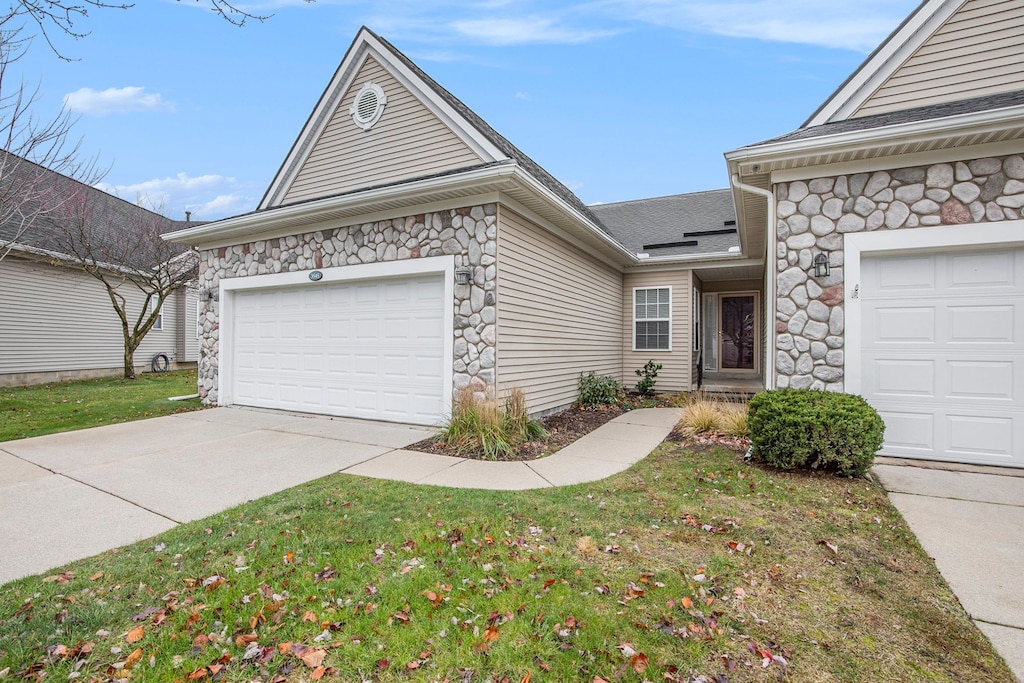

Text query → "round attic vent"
[350,82,387,130]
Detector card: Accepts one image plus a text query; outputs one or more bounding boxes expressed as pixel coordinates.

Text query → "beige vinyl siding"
[496,209,622,414]
[0,257,185,381]
[854,0,1024,118]
[623,271,693,392]
[175,287,200,362]
[281,55,483,205]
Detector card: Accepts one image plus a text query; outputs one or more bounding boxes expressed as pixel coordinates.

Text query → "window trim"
[150,298,163,331]
[632,286,672,352]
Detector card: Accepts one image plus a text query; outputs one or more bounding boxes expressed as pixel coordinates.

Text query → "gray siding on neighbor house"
[496,208,622,413]
[622,270,693,392]
[855,0,1024,118]
[0,256,188,382]
[175,286,200,363]
[280,55,483,206]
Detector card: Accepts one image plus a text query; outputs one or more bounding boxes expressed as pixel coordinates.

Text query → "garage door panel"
[862,246,1024,467]
[230,273,445,425]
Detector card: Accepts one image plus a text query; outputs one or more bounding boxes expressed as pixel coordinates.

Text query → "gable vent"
[350,82,387,130]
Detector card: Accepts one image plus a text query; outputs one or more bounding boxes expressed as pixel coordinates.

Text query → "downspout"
[730,174,775,392]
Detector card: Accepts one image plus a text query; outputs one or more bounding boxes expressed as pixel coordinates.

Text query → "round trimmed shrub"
[747,389,884,477]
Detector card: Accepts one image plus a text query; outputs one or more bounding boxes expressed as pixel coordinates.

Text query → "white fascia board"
[805,0,960,127]
[726,104,1024,171]
[624,256,764,273]
[508,166,638,264]
[164,163,520,249]
[361,36,506,163]
[260,30,507,210]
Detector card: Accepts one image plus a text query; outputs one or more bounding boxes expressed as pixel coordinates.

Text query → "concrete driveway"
[873,461,1024,682]
[0,408,433,585]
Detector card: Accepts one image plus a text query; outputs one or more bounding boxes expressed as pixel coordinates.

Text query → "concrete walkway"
[873,460,1024,682]
[0,406,681,585]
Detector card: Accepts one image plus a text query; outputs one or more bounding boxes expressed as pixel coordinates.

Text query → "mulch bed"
[407,404,625,461]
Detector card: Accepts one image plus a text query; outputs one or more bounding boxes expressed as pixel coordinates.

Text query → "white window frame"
[692,286,701,353]
[633,286,672,352]
[150,298,163,331]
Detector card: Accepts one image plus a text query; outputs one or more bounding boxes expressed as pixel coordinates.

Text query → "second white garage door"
[230,273,445,425]
[860,246,1024,468]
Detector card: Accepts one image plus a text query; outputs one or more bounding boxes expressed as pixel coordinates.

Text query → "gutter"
[730,174,775,392]
[727,102,1024,169]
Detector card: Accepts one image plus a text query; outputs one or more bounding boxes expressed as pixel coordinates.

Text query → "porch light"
[454,267,473,285]
[813,253,830,278]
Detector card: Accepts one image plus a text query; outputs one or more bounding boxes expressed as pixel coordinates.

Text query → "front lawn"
[0,441,1011,682]
[0,370,202,442]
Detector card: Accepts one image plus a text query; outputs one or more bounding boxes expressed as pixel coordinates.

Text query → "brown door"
[720,295,756,371]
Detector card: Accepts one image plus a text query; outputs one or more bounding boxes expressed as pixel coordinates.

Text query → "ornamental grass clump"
[438,386,546,459]
[678,390,749,437]
[747,388,884,477]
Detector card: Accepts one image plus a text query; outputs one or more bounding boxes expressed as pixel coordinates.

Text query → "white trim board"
[844,220,1024,395]
[217,254,455,423]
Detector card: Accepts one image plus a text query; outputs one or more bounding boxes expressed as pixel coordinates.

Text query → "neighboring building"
[168,0,1023,470]
[727,0,1024,469]
[0,156,200,386]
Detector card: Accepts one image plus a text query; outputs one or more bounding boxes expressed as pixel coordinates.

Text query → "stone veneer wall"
[196,203,498,404]
[775,154,1024,390]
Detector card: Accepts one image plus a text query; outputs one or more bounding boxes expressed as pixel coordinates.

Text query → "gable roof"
[805,0,961,126]
[589,190,737,258]
[259,27,611,235]
[0,153,190,268]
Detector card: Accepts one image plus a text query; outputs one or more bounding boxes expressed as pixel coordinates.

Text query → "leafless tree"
[0,29,106,263]
[50,184,198,379]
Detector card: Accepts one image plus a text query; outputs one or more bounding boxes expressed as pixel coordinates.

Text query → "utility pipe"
[730,174,776,392]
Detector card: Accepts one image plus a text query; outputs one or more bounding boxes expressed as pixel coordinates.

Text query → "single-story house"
[167,0,1023,469]
[0,156,200,386]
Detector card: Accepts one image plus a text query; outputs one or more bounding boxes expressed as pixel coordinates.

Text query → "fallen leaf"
[631,652,649,673]
[187,668,207,680]
[302,610,318,623]
[311,666,326,680]
[482,625,500,642]
[681,597,693,609]
[519,672,531,683]
[89,572,104,581]
[299,649,326,669]
[125,626,144,643]
[817,540,839,555]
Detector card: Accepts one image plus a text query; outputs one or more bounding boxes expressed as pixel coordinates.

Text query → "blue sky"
[12,0,920,221]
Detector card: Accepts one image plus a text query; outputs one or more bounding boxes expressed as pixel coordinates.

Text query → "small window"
[196,300,203,340]
[634,287,671,351]
[350,82,388,130]
[150,298,163,331]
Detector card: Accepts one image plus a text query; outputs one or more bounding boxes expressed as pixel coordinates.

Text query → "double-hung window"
[150,298,163,331]
[634,287,671,351]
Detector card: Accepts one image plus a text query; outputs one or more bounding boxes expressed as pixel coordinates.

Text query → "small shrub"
[577,371,623,407]
[747,389,884,477]
[634,360,663,396]
[437,386,545,460]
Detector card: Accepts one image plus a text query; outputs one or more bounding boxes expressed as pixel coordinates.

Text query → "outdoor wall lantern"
[200,289,214,302]
[813,253,830,278]
[455,267,473,285]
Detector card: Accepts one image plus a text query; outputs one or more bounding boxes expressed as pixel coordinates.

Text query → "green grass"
[0,442,1012,682]
[0,370,202,442]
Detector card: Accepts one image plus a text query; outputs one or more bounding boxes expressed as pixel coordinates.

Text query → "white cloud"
[96,173,257,220]
[601,0,917,52]
[450,16,619,45]
[515,91,531,100]
[63,86,174,115]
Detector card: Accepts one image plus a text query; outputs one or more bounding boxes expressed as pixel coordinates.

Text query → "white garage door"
[230,274,445,425]
[861,246,1024,468]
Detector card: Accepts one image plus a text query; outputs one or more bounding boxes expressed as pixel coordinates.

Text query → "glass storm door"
[719,295,756,371]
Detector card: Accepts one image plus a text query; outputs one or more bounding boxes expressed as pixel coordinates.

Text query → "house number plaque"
[309,271,323,281]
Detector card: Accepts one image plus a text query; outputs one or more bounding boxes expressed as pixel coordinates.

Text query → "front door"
[720,294,756,371]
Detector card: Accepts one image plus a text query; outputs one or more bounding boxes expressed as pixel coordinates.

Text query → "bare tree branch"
[0,27,106,263]
[48,183,198,379]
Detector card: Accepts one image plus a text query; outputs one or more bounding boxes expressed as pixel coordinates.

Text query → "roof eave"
[165,164,639,266]
[727,103,1024,177]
